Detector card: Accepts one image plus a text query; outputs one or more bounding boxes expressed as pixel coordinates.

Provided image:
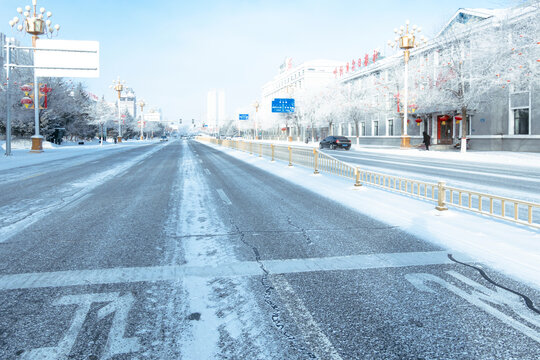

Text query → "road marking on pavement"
[406,271,540,344]
[272,275,344,360]
[21,172,46,181]
[21,292,140,359]
[216,188,232,205]
[204,168,211,175]
[0,251,461,291]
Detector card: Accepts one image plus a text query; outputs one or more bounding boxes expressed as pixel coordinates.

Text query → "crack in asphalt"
[231,222,317,359]
[287,216,313,246]
[448,254,540,315]
[166,225,398,240]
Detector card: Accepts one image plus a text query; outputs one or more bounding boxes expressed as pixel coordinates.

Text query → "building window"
[388,119,394,136]
[361,122,366,136]
[373,121,379,136]
[513,109,529,135]
[510,88,530,135]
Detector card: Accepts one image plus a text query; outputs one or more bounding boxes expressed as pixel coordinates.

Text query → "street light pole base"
[400,135,411,148]
[30,135,44,153]
[117,136,123,143]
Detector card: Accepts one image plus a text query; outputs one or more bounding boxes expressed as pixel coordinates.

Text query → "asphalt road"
[321,148,540,202]
[0,140,538,359]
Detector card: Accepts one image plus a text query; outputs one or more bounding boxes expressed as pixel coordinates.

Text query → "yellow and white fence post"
[355,167,362,187]
[288,146,293,167]
[313,148,319,174]
[436,181,448,211]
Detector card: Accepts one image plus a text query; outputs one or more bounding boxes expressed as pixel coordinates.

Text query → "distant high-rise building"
[119,87,137,119]
[207,89,226,131]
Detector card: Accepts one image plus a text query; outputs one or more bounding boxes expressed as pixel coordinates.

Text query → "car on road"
[319,136,351,150]
[160,136,168,142]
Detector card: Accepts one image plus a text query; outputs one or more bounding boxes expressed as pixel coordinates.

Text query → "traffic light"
[192,119,194,124]
[179,118,182,124]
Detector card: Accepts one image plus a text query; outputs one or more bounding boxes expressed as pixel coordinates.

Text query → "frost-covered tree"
[414,4,540,151]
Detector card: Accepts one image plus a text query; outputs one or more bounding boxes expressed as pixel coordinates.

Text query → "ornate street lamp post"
[388,20,427,148]
[138,99,145,140]
[110,77,126,143]
[9,0,60,152]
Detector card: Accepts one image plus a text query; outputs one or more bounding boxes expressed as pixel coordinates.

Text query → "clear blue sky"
[1,0,516,122]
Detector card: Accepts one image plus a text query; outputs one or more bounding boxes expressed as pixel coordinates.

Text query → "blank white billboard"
[35,39,99,78]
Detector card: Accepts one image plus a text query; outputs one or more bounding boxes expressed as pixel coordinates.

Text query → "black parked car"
[319,136,351,150]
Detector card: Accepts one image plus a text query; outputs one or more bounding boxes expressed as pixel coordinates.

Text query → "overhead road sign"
[239,114,249,120]
[272,98,295,113]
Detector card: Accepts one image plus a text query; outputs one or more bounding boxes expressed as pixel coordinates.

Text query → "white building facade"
[335,5,540,151]
[259,58,343,139]
[118,87,137,119]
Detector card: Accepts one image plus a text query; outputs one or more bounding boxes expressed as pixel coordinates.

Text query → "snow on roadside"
[200,140,540,290]
[0,139,160,172]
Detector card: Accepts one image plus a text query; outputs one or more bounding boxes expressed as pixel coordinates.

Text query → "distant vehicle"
[160,136,168,142]
[319,136,351,150]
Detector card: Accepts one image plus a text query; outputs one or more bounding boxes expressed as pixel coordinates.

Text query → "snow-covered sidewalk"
[200,139,540,291]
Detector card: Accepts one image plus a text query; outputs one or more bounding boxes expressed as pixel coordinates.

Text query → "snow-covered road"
[0,139,538,359]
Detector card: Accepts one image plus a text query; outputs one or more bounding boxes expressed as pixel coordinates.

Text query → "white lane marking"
[204,168,211,175]
[21,292,140,359]
[0,251,457,290]
[406,272,540,344]
[272,275,344,360]
[216,188,232,205]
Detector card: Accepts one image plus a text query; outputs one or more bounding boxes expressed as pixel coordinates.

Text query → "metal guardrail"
[198,137,540,230]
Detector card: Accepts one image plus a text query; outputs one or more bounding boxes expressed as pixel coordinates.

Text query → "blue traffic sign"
[239,114,249,120]
[272,98,295,113]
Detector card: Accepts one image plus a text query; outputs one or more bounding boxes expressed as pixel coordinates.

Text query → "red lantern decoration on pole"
[455,115,462,124]
[20,84,33,95]
[21,96,33,109]
[415,117,422,126]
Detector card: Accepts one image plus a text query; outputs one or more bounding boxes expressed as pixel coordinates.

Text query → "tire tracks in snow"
[0,144,164,243]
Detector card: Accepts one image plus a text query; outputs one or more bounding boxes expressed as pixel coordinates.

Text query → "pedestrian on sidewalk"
[423,131,431,151]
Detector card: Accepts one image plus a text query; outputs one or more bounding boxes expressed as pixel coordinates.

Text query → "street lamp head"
[40,7,45,13]
[17,7,23,14]
[25,5,31,11]
[54,24,60,31]
[47,11,52,18]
